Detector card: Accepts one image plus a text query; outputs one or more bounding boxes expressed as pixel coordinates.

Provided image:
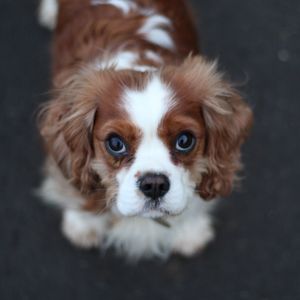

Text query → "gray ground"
[0,0,299,299]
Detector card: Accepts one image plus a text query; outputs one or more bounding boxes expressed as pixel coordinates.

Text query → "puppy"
[38,0,253,260]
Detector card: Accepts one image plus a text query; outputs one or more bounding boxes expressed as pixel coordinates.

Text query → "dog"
[38,0,253,260]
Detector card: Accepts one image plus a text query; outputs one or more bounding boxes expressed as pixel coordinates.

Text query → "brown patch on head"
[159,107,206,167]
[160,56,253,200]
[39,67,151,212]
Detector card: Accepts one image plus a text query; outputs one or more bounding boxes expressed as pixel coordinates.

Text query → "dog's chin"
[140,205,185,219]
[141,210,165,218]
[115,195,188,218]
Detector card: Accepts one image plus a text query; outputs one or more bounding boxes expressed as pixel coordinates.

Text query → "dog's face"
[40,57,252,217]
[93,75,207,217]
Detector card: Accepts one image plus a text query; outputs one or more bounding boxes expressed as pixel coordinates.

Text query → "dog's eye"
[175,132,196,153]
[105,135,128,157]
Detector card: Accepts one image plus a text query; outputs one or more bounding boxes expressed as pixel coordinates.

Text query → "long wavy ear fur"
[38,70,100,199]
[171,56,253,199]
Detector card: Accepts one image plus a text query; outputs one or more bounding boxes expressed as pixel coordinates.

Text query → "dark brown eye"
[175,132,196,153]
[105,134,128,157]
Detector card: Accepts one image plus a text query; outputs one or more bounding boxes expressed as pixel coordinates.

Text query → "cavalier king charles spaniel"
[38,0,253,260]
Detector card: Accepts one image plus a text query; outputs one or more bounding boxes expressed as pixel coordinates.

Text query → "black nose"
[138,173,170,200]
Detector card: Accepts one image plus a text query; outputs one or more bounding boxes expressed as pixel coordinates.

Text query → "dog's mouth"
[141,208,167,218]
[141,206,172,228]
[140,200,184,219]
[141,198,170,217]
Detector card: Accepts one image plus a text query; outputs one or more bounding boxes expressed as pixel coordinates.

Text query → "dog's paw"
[38,0,58,30]
[62,210,107,249]
[172,217,215,257]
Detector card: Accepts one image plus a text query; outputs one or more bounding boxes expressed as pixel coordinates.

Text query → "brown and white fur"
[38,0,253,260]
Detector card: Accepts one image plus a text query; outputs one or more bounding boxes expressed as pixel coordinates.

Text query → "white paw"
[38,0,58,30]
[62,210,107,249]
[172,217,215,257]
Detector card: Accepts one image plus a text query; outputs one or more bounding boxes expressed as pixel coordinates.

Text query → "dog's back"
[40,0,199,80]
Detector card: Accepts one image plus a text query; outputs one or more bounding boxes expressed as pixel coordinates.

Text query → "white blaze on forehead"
[91,0,137,14]
[138,15,174,50]
[123,76,173,133]
[117,77,194,217]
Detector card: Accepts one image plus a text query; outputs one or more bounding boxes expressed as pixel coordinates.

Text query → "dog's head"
[39,56,252,217]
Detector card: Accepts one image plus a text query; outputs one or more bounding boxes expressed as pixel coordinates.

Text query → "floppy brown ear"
[199,87,253,200]
[171,56,253,199]
[38,70,100,200]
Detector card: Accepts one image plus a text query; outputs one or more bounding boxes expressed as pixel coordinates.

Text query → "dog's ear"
[38,70,101,201]
[199,85,253,200]
[165,56,253,199]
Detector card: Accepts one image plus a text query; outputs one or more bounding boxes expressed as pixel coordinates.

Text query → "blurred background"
[0,0,299,299]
